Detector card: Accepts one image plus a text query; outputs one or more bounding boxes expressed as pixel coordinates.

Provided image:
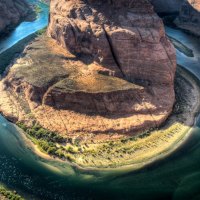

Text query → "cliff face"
[47,0,176,136]
[0,0,30,35]
[48,0,176,83]
[150,0,183,13]
[175,0,200,36]
[0,0,176,141]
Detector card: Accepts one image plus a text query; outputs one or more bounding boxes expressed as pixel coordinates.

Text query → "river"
[0,2,200,200]
[0,0,49,54]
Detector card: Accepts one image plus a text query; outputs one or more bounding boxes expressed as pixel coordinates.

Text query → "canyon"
[0,0,31,36]
[0,0,200,199]
[1,0,199,169]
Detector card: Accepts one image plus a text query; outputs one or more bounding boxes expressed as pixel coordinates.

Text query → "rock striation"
[0,0,177,141]
[0,0,30,36]
[175,0,200,36]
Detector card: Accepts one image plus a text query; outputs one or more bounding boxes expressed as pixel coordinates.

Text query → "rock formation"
[150,0,183,13]
[47,0,176,120]
[0,0,176,141]
[0,0,30,36]
[175,0,200,36]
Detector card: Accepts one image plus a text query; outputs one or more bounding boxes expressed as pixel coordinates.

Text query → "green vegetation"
[17,122,77,161]
[36,27,47,36]
[0,185,24,200]
[35,5,42,14]
[17,123,65,143]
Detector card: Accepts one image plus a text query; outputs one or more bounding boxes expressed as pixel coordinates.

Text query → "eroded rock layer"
[0,0,30,35]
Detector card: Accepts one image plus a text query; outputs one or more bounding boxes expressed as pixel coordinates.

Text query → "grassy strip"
[17,122,77,162]
[17,123,66,144]
[35,5,42,14]
[0,185,24,200]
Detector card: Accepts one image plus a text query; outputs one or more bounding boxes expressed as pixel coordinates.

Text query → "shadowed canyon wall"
[0,0,30,36]
[175,0,200,36]
[150,0,184,13]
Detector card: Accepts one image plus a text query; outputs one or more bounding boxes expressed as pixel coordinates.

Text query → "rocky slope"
[0,0,30,36]
[175,0,200,36]
[0,0,176,142]
[150,0,183,13]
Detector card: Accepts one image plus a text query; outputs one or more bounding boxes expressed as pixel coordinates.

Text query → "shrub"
[0,185,24,200]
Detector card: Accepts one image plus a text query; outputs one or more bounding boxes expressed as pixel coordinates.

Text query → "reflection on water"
[0,2,200,199]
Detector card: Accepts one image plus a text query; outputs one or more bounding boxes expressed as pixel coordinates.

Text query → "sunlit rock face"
[175,0,200,36]
[150,0,183,13]
[0,0,30,35]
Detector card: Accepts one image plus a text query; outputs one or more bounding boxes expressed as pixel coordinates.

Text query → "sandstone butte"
[1,0,177,142]
[0,0,30,35]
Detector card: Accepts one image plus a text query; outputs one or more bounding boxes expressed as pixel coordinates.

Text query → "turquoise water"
[0,3,200,199]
